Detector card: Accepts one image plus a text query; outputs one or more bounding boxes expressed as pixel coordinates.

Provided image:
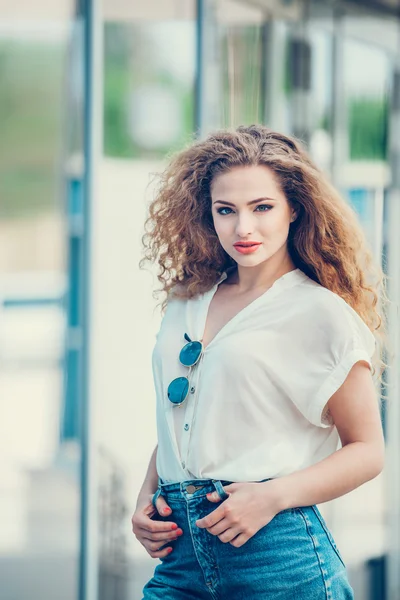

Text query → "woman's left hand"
[195,481,283,547]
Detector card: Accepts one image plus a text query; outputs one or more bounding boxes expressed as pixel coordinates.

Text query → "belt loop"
[212,479,230,501]
[151,479,163,509]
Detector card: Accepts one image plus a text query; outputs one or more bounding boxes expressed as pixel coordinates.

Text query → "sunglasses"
[167,333,203,406]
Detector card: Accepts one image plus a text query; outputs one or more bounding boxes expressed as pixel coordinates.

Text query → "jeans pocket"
[311,505,346,568]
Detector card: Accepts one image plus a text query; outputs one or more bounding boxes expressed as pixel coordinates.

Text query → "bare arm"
[271,360,385,510]
[136,444,159,507]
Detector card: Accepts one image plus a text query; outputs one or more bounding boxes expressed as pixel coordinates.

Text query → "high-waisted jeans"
[141,478,354,600]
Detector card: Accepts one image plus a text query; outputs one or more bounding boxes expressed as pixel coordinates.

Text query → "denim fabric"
[142,478,354,600]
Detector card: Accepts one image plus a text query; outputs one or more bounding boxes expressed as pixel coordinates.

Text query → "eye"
[255,204,273,212]
[216,207,233,215]
[216,204,273,215]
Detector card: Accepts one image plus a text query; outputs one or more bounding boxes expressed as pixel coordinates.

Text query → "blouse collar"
[217,267,307,291]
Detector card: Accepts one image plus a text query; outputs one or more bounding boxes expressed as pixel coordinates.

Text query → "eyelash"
[216,204,273,216]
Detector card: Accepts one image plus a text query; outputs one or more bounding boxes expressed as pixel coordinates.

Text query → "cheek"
[212,214,230,238]
[261,211,291,236]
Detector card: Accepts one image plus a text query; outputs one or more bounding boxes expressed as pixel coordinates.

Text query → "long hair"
[140,124,388,382]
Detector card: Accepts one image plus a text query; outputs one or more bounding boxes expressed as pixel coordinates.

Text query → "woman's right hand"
[131,492,183,559]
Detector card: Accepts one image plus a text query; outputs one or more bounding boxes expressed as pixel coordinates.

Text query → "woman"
[132,125,386,599]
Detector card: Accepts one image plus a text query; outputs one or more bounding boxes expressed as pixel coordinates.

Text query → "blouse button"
[181,461,186,469]
[190,386,195,394]
[184,423,189,431]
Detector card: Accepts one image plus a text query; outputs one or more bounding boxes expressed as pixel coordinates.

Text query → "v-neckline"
[200,268,303,352]
[199,272,229,351]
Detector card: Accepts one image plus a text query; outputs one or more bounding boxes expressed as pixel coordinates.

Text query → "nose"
[235,211,255,238]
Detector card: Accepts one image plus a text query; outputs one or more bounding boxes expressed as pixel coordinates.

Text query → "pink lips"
[233,242,262,254]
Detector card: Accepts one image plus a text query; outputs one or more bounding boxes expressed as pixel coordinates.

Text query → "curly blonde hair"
[140,124,388,382]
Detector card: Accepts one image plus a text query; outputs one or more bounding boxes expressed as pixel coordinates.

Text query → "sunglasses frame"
[168,333,204,406]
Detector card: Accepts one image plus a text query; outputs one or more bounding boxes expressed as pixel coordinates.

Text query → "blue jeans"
[142,478,354,600]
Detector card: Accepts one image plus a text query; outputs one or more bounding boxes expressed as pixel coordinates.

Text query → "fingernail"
[167,547,173,554]
[164,507,171,514]
[206,493,213,498]
[176,529,183,536]
[171,524,178,530]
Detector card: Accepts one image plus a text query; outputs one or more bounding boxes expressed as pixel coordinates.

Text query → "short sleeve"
[276,291,376,428]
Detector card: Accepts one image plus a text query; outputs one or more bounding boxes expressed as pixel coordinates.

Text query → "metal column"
[386,63,400,600]
[288,1,313,146]
[331,7,349,188]
[195,0,220,137]
[78,0,102,599]
[262,20,285,131]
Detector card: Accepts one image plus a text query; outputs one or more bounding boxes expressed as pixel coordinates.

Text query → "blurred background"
[0,0,399,599]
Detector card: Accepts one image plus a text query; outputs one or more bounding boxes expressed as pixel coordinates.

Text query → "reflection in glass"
[344,39,389,161]
[216,0,265,128]
[219,21,263,127]
[104,21,195,159]
[0,11,77,600]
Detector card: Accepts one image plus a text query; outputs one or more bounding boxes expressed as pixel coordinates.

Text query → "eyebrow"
[213,197,277,207]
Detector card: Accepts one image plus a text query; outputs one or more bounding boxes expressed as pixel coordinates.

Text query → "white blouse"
[151,268,376,483]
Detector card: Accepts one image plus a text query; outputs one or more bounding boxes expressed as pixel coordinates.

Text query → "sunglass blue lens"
[167,377,189,405]
[179,341,202,367]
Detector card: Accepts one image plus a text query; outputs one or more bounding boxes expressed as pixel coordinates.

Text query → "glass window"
[344,38,389,161]
[98,3,197,598]
[104,18,195,159]
[197,0,265,132]
[216,0,265,127]
[0,6,76,600]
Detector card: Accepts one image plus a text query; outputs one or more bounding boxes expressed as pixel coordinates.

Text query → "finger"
[206,491,222,503]
[206,518,231,536]
[135,516,179,533]
[138,500,156,518]
[229,533,249,548]
[196,506,225,529]
[218,527,241,544]
[139,527,183,542]
[222,484,237,493]
[206,484,236,503]
[155,494,173,517]
[142,537,179,552]
[148,546,174,559]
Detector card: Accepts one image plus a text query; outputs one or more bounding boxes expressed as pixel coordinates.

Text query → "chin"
[236,254,270,267]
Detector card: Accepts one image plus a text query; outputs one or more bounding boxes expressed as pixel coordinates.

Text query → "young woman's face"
[210,165,296,267]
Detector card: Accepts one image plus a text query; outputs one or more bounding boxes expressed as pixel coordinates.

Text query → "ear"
[289,201,300,223]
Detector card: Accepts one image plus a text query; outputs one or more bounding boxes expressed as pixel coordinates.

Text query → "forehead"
[210,165,285,202]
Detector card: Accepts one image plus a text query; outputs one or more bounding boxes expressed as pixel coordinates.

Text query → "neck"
[232,255,296,294]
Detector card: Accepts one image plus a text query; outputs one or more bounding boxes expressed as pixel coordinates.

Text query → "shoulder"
[292,277,376,357]
[294,279,352,324]
[163,280,201,318]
